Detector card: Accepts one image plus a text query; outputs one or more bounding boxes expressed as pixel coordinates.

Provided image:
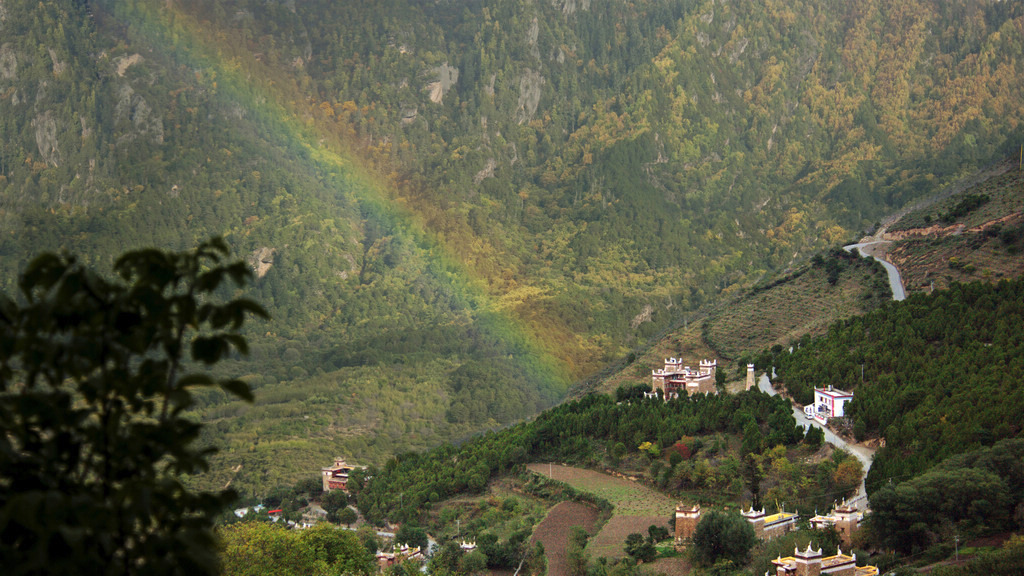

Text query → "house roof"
[815,386,853,398]
[763,511,797,526]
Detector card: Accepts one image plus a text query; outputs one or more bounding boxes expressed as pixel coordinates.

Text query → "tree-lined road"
[751,238,906,502]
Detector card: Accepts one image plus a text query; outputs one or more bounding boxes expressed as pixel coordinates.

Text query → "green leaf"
[219,379,254,403]
[191,336,228,365]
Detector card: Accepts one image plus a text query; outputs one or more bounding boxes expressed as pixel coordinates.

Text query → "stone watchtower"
[674,503,701,547]
[742,506,766,539]
[833,502,863,547]
[742,505,798,540]
[746,363,755,391]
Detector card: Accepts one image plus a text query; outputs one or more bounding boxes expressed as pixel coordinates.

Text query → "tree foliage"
[352,390,801,524]
[395,525,429,550]
[0,239,266,575]
[219,522,374,576]
[2,0,1022,495]
[691,510,757,567]
[868,439,1024,554]
[773,278,1024,493]
[624,532,656,563]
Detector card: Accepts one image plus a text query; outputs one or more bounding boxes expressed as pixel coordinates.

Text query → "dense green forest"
[869,439,1024,554]
[1,0,1022,493]
[771,278,1024,497]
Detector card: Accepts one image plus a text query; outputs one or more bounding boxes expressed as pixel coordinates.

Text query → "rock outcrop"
[425,63,458,104]
[247,247,276,279]
[114,84,164,145]
[32,111,61,167]
[552,0,591,16]
[114,54,143,77]
[0,43,15,80]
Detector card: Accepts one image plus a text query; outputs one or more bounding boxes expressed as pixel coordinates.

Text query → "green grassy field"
[526,464,675,516]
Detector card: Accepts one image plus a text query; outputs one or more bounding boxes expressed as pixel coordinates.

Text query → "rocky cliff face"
[31,111,61,168]
[114,84,164,145]
[515,69,545,124]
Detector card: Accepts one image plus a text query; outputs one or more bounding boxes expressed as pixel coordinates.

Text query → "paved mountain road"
[759,373,874,502]
[750,238,905,501]
[844,241,906,301]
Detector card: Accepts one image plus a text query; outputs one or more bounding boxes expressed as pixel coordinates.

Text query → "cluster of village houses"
[320,458,431,570]
[232,459,428,570]
[675,500,876,576]
[304,357,868,572]
[658,358,874,576]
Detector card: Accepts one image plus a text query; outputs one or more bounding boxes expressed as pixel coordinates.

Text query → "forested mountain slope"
[772,277,1024,496]
[0,0,1022,492]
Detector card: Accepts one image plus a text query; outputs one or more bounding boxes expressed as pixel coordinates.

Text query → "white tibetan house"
[813,385,854,420]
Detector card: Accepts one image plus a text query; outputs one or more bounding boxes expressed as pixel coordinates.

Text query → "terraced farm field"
[890,226,1024,294]
[889,158,1024,233]
[884,161,1024,295]
[703,264,887,359]
[527,464,673,559]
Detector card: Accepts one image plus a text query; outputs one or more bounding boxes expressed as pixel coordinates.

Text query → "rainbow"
[101,1,575,394]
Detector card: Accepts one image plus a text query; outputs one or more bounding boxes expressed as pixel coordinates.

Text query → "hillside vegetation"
[0,0,1022,492]
[594,248,889,397]
[703,249,891,359]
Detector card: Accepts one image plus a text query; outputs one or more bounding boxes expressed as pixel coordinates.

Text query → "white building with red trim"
[813,385,854,421]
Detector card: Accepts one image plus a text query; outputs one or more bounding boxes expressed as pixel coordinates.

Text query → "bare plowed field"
[528,464,673,559]
[530,501,599,576]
